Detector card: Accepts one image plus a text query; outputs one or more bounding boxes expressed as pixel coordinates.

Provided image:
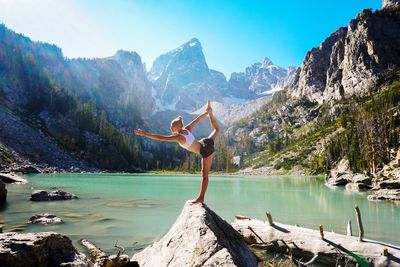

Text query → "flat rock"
[368,189,400,201]
[0,232,88,267]
[131,201,257,267]
[28,213,63,224]
[30,190,78,201]
[376,179,400,189]
[0,172,28,184]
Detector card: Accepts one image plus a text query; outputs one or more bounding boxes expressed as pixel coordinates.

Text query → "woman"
[134,101,220,204]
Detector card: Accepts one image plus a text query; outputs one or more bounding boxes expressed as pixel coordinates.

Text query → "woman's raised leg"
[207,111,220,143]
[191,154,214,204]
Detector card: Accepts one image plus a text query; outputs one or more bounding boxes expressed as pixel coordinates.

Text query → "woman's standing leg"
[191,154,213,203]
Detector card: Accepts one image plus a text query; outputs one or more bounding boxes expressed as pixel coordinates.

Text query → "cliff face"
[289,7,400,103]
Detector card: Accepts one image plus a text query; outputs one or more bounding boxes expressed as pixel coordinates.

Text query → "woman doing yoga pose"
[134,100,220,203]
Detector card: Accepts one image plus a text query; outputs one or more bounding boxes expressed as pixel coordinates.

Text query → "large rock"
[0,180,6,203]
[368,189,400,201]
[131,201,257,267]
[0,172,28,184]
[30,190,78,201]
[0,232,88,267]
[326,159,372,187]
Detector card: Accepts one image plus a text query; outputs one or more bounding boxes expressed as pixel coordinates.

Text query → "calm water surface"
[1,173,399,255]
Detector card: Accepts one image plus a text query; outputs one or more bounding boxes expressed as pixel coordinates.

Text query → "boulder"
[0,172,28,184]
[326,159,372,187]
[367,189,400,201]
[30,190,78,201]
[0,180,6,203]
[131,201,257,267]
[0,232,89,267]
[376,178,400,189]
[345,182,371,193]
[28,213,63,224]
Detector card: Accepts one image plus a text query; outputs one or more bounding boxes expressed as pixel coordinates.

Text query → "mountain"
[289,2,400,103]
[0,24,177,172]
[149,38,228,111]
[228,58,296,99]
[228,2,400,176]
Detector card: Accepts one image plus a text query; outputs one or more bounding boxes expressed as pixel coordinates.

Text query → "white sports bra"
[178,130,195,149]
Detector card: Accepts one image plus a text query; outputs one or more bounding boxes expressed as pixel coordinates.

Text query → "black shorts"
[199,137,215,158]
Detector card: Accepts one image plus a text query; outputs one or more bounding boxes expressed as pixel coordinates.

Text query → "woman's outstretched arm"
[185,100,211,131]
[134,129,183,143]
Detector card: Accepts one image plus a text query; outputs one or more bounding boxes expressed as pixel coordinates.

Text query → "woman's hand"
[206,100,212,113]
[134,129,146,136]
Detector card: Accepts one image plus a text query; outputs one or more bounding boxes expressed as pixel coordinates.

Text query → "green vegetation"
[235,77,400,175]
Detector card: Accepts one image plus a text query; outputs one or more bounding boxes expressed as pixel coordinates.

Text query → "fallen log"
[232,218,400,266]
[80,239,138,267]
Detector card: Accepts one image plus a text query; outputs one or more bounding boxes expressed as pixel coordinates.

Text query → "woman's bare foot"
[189,196,204,204]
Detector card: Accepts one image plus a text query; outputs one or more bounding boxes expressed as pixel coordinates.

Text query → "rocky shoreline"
[326,149,400,202]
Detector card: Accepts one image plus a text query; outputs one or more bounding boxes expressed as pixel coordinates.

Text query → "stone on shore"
[0,232,89,267]
[326,159,371,186]
[131,201,257,267]
[0,172,28,184]
[30,190,78,201]
[28,213,63,224]
[0,180,6,203]
[367,189,400,201]
[345,182,371,193]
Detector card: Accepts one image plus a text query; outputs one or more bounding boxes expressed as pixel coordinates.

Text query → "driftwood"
[80,239,138,267]
[232,217,400,266]
[354,205,364,242]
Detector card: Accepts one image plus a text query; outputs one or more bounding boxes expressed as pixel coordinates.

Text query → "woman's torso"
[178,129,201,154]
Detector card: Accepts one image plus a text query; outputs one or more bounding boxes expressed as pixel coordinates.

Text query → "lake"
[1,173,399,256]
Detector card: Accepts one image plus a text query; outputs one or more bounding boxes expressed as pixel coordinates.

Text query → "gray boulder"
[345,182,372,193]
[368,189,400,201]
[28,213,63,224]
[0,180,6,203]
[0,232,88,267]
[0,172,28,184]
[30,190,78,201]
[131,201,257,267]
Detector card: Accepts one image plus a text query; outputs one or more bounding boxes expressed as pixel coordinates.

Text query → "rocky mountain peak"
[261,57,274,67]
[288,7,400,104]
[112,50,142,64]
[383,0,400,8]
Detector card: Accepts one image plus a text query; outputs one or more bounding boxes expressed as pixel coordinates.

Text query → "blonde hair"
[171,116,183,127]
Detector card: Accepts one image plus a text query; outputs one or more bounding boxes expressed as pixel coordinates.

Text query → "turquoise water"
[1,173,399,256]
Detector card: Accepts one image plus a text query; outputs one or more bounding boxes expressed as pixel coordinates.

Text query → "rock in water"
[28,213,63,224]
[0,180,6,203]
[0,232,88,267]
[131,201,257,267]
[30,190,78,201]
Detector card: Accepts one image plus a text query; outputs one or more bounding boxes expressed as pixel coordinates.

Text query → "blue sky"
[0,0,381,77]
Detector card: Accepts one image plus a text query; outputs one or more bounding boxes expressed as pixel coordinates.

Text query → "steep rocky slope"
[228,3,400,177]
[289,4,400,103]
